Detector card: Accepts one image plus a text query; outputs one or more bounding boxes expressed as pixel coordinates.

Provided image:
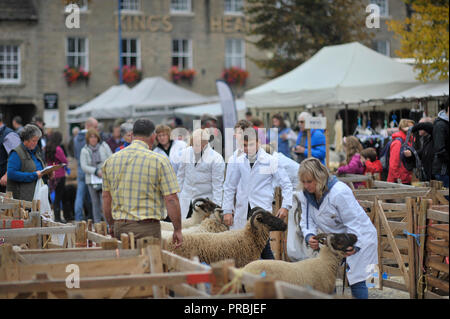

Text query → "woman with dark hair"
[45,131,69,223]
[267,113,294,158]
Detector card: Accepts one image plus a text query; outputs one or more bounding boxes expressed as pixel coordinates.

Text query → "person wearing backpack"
[432,100,449,188]
[387,119,415,184]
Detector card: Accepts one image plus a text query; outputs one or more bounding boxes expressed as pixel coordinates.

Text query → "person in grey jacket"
[80,128,112,223]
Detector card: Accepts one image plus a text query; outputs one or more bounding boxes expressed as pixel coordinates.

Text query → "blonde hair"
[155,124,171,135]
[298,158,330,199]
[398,119,415,132]
[344,136,363,164]
[190,128,211,146]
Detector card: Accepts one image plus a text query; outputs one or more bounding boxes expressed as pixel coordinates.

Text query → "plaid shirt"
[102,140,180,221]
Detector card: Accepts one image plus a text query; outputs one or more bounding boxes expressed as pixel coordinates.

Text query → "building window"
[66,38,89,70]
[121,38,140,68]
[225,0,243,13]
[120,0,139,11]
[171,0,191,13]
[374,40,390,56]
[225,38,245,68]
[65,0,88,12]
[172,39,192,69]
[0,45,20,83]
[370,0,389,17]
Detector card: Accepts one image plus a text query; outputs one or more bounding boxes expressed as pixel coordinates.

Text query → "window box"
[63,65,90,86]
[170,66,196,84]
[222,66,248,86]
[115,65,142,85]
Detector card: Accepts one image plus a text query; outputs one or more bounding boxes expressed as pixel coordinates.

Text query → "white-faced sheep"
[160,198,219,231]
[163,207,287,268]
[161,208,229,240]
[241,233,358,294]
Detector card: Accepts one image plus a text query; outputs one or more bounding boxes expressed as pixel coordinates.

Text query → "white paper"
[91,174,102,184]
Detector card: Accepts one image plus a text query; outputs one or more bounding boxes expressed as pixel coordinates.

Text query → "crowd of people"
[0,98,448,299]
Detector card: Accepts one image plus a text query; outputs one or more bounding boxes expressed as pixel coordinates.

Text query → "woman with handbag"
[80,128,112,223]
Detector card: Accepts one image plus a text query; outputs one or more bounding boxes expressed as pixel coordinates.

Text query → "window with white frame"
[120,0,139,11]
[172,39,192,69]
[225,38,245,68]
[225,0,243,13]
[370,0,389,17]
[374,40,390,56]
[65,0,88,12]
[171,0,191,13]
[0,45,20,83]
[121,38,140,67]
[66,37,89,70]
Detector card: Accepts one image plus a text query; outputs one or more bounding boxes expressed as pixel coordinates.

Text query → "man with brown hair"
[102,119,182,246]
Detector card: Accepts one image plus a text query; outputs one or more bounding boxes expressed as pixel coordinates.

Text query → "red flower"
[115,65,142,85]
[222,67,249,86]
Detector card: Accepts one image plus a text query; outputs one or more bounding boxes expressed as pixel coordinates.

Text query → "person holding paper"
[80,128,112,223]
[6,124,46,201]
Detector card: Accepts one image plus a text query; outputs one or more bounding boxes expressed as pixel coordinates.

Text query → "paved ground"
[335,277,410,299]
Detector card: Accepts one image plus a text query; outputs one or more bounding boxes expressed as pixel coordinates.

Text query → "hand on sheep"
[172,229,183,248]
[223,213,234,227]
[308,236,320,250]
[344,246,356,257]
[276,208,288,220]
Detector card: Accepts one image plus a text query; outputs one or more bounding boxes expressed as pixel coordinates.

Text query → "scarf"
[88,143,102,167]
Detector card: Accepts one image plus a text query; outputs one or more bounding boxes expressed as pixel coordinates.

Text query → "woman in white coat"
[298,158,378,299]
[153,124,187,175]
[177,128,225,219]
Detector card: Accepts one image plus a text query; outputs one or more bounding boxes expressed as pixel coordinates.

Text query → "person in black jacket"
[410,120,434,182]
[432,99,449,188]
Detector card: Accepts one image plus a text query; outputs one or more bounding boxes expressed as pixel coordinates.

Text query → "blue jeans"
[260,239,275,259]
[74,178,91,221]
[350,280,368,299]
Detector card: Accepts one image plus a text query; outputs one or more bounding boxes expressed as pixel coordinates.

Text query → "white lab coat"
[299,180,378,285]
[153,139,187,175]
[177,145,225,219]
[272,151,300,190]
[222,148,293,230]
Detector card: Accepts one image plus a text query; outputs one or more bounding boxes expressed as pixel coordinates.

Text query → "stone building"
[0,0,411,138]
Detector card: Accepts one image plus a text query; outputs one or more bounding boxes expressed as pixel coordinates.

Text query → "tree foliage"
[387,1,449,82]
[244,0,372,78]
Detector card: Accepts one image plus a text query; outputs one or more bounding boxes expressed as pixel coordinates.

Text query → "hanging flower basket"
[115,65,142,85]
[63,65,90,86]
[170,66,196,84]
[222,67,249,86]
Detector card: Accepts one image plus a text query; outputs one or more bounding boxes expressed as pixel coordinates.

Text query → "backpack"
[400,128,427,180]
[379,136,403,178]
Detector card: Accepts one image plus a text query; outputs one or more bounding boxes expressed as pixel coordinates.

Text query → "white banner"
[216,80,237,154]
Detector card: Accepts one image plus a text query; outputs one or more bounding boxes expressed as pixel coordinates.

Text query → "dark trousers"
[51,177,66,221]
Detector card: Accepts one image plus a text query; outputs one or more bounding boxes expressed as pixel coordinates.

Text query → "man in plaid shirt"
[102,119,182,247]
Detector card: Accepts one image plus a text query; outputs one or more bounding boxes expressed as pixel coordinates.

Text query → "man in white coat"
[261,144,315,261]
[177,128,225,220]
[153,124,187,175]
[223,128,293,259]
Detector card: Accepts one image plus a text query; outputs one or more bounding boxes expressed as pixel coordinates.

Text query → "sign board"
[43,110,59,128]
[44,93,58,110]
[305,117,327,130]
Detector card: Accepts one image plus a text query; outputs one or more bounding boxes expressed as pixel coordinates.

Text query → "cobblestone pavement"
[335,278,410,299]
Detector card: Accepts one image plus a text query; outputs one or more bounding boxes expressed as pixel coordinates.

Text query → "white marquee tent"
[384,81,449,101]
[67,77,213,123]
[174,99,246,117]
[66,85,130,123]
[244,42,422,108]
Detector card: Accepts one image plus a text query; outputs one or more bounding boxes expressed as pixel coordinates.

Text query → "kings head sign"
[305,117,327,130]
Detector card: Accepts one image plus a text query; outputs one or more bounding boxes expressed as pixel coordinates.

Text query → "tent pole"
[345,104,349,136]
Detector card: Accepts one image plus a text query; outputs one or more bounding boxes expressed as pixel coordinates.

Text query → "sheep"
[241,233,358,294]
[163,207,287,268]
[160,197,219,231]
[161,208,229,240]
